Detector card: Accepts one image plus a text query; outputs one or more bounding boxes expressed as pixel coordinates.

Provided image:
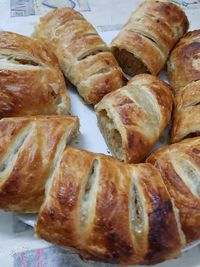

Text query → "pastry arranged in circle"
[111,0,188,76]
[36,146,185,265]
[0,31,70,117]
[95,74,173,163]
[0,115,79,213]
[1,0,200,265]
[147,137,200,243]
[33,8,125,105]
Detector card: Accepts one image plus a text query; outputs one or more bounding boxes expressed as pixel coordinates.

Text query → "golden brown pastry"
[32,8,125,105]
[167,30,200,91]
[0,115,79,213]
[36,147,185,265]
[95,74,173,163]
[147,137,200,243]
[167,30,200,142]
[171,80,200,143]
[111,0,188,76]
[0,31,70,117]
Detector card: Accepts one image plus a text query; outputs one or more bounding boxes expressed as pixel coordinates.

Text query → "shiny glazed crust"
[36,147,185,265]
[0,115,79,213]
[111,0,188,76]
[147,137,200,243]
[171,80,200,143]
[33,8,125,105]
[0,31,70,117]
[95,74,173,163]
[167,30,200,91]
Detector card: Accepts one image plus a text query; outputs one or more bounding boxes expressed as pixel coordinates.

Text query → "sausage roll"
[36,147,185,265]
[0,31,70,117]
[147,137,200,243]
[0,115,79,213]
[171,80,200,143]
[111,0,188,76]
[95,74,173,163]
[167,30,200,92]
[32,8,125,105]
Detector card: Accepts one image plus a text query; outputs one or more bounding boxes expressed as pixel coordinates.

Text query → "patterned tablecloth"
[0,1,200,266]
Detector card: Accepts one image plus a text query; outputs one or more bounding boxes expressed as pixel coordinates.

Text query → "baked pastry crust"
[0,31,70,117]
[95,74,173,163]
[147,137,200,243]
[0,115,79,213]
[171,80,200,143]
[167,30,200,91]
[111,0,188,76]
[33,8,124,105]
[36,147,185,265]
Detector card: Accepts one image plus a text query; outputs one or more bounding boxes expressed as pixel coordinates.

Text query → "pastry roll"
[0,31,70,117]
[95,74,173,163]
[167,30,200,91]
[147,137,200,243]
[36,147,185,265]
[0,115,79,213]
[111,0,188,76]
[171,80,200,143]
[33,8,124,105]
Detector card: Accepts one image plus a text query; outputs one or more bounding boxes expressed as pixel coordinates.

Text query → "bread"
[32,8,125,105]
[36,146,185,265]
[0,115,79,213]
[171,80,200,143]
[111,0,188,76]
[167,30,200,92]
[0,31,70,117]
[95,74,173,163]
[147,137,200,243]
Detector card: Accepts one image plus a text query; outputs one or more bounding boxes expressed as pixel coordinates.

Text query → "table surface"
[0,1,200,266]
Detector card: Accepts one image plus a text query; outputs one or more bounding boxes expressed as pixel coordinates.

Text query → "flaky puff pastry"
[95,74,173,163]
[147,137,200,243]
[0,31,70,117]
[32,8,124,105]
[36,147,185,265]
[167,30,200,91]
[0,115,79,213]
[171,80,200,143]
[111,0,188,76]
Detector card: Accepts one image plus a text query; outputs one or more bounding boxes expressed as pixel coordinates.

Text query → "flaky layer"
[0,31,70,117]
[0,115,79,213]
[167,30,200,91]
[33,8,124,105]
[147,137,200,243]
[111,0,188,76]
[171,80,200,143]
[95,74,173,163]
[36,147,184,265]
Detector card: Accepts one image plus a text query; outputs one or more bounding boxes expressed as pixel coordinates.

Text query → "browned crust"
[36,147,184,265]
[167,30,200,91]
[171,80,200,143]
[0,31,70,117]
[111,0,188,76]
[136,164,184,265]
[0,115,79,213]
[95,74,173,163]
[112,30,165,76]
[147,137,200,243]
[33,8,124,105]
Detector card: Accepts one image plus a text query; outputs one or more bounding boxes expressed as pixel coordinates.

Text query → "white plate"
[17,212,200,254]
[17,31,200,258]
